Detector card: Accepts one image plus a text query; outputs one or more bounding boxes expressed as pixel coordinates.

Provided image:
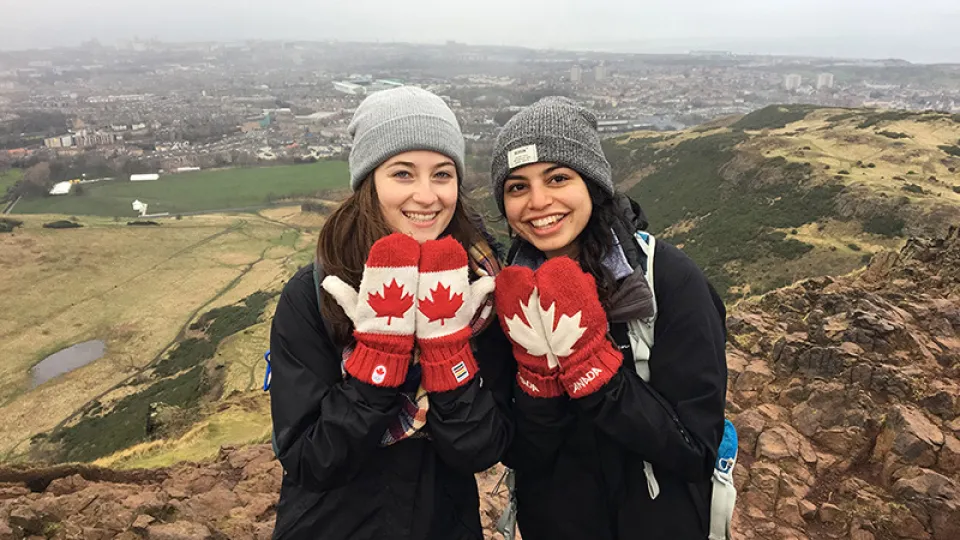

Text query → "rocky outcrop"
[729,227,960,540]
[0,444,516,540]
[0,444,279,539]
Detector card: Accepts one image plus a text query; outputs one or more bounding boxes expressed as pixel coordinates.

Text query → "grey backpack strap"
[495,468,518,540]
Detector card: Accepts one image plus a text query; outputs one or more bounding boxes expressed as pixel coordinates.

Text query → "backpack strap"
[626,231,657,382]
[619,231,662,500]
[709,420,739,540]
[634,231,657,301]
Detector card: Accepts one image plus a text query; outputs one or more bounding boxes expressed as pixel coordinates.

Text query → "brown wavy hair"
[317,174,489,346]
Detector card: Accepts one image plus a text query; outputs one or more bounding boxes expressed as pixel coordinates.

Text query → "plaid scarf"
[339,238,501,446]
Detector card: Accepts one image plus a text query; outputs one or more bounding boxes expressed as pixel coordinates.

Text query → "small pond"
[31,340,105,388]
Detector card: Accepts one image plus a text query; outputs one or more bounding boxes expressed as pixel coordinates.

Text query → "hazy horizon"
[1,0,959,63]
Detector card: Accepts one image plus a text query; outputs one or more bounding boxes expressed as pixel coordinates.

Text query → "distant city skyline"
[1,0,959,64]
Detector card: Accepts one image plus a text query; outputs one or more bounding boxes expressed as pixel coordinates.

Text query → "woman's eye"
[506,183,526,193]
[548,174,570,184]
[392,171,412,179]
[435,171,453,179]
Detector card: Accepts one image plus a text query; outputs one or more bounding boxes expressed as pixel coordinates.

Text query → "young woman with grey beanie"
[268,86,515,540]
[490,96,730,539]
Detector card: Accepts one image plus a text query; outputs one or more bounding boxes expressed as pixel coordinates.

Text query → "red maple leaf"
[367,279,414,325]
[418,282,464,326]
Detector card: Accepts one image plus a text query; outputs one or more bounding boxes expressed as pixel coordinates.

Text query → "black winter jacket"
[269,264,515,540]
[506,199,728,540]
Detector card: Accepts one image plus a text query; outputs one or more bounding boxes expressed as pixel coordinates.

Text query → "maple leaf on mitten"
[368,279,415,325]
[501,286,585,369]
[417,282,464,326]
[495,266,565,398]
[535,257,622,398]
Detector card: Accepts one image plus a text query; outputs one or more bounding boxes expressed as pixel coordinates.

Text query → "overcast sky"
[2,0,959,63]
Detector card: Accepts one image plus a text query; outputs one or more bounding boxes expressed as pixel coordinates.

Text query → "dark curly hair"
[570,182,634,305]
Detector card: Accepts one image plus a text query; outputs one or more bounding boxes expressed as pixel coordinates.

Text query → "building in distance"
[333,79,404,96]
[571,65,583,84]
[817,73,835,90]
[595,63,607,82]
[784,74,802,91]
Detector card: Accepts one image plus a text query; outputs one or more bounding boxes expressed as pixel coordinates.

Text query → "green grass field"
[12,161,348,217]
[0,169,23,196]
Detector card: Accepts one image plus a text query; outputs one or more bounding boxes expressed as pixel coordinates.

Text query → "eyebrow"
[385,160,456,169]
[385,161,415,168]
[505,164,565,181]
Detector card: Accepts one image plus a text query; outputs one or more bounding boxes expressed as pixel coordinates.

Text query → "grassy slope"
[0,208,316,462]
[12,161,348,217]
[605,105,960,300]
[0,168,23,196]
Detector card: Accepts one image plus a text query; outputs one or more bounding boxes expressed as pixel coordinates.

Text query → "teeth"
[404,212,438,222]
[531,215,564,228]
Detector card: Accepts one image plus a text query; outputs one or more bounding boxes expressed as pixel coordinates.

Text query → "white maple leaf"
[503,287,586,369]
[541,301,586,358]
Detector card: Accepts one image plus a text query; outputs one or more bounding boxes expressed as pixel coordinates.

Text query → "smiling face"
[373,150,459,243]
[502,162,593,259]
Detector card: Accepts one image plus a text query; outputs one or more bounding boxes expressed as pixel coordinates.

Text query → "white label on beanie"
[507,144,539,169]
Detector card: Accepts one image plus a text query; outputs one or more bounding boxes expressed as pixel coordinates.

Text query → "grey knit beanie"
[348,86,465,190]
[490,96,613,214]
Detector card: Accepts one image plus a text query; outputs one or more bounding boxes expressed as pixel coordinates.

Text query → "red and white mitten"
[322,233,420,387]
[535,257,623,398]
[495,266,563,398]
[415,237,494,393]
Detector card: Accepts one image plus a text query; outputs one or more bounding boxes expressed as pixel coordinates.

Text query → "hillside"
[2,106,959,538]
[1,226,955,540]
[727,226,960,540]
[602,106,960,300]
[0,208,323,468]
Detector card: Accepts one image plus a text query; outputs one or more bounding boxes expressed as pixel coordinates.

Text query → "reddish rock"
[0,485,30,500]
[873,406,944,469]
[814,426,869,456]
[186,487,240,520]
[44,474,89,497]
[146,521,213,540]
[738,361,776,391]
[937,434,960,475]
[734,408,767,455]
[947,417,960,437]
[8,506,42,536]
[818,502,844,524]
[79,527,116,540]
[132,514,155,531]
[775,497,805,527]
[799,499,817,520]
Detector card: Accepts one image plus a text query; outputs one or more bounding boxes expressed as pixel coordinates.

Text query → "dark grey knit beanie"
[348,86,465,190]
[490,96,613,215]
